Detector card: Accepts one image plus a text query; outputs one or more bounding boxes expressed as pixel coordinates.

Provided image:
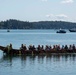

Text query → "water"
[0,29,76,75]
[0,54,76,75]
[0,29,76,48]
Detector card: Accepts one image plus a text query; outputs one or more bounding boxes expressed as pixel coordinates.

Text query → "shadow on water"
[0,54,76,67]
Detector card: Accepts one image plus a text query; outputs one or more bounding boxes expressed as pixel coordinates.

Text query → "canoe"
[0,45,76,55]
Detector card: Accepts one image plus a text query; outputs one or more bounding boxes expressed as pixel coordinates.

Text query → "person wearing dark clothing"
[72,44,75,50]
[64,45,68,50]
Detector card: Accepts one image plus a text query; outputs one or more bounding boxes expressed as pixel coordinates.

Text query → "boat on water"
[56,29,66,33]
[0,45,76,55]
[69,28,76,32]
[7,29,10,32]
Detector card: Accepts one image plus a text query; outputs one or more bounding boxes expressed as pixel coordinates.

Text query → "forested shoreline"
[0,19,76,29]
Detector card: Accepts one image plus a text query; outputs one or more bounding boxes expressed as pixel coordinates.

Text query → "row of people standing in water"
[20,44,76,51]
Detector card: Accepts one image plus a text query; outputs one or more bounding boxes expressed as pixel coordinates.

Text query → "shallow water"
[0,29,76,75]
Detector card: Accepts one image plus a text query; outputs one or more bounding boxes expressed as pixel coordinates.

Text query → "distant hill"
[0,19,76,29]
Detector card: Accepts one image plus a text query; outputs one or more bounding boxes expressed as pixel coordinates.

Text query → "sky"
[0,0,76,22]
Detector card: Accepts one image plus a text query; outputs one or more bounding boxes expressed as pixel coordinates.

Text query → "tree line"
[0,19,76,29]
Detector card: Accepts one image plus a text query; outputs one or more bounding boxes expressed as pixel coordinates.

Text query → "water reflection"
[46,54,76,62]
[0,54,76,67]
[0,55,12,67]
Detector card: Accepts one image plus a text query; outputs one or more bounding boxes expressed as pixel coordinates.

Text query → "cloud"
[56,14,68,19]
[46,14,54,18]
[61,0,74,4]
[46,14,68,19]
[41,0,47,2]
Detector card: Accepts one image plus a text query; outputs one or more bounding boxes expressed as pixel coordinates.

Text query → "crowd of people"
[4,43,76,54]
[20,44,76,51]
[6,43,76,52]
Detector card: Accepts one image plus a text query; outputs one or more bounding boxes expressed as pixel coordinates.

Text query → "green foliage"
[0,19,76,29]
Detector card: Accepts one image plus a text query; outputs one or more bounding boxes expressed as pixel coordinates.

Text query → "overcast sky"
[0,0,76,22]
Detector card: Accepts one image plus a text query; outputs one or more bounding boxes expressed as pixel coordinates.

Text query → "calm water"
[0,29,76,75]
[0,29,76,48]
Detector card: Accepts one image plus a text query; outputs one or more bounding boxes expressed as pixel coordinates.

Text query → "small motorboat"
[69,29,76,32]
[56,29,66,33]
[7,29,10,32]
